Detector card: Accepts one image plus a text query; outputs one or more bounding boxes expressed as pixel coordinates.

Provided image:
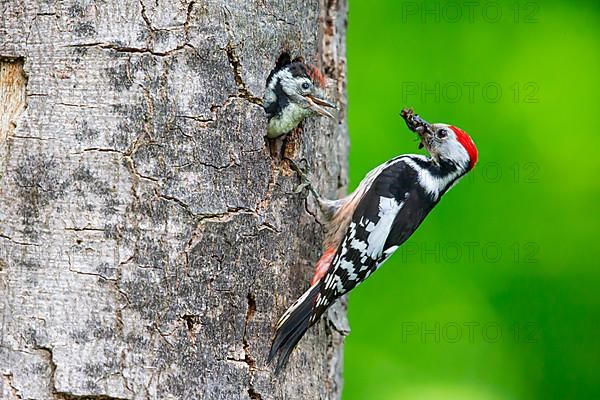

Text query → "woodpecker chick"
[264,53,336,138]
[268,109,478,373]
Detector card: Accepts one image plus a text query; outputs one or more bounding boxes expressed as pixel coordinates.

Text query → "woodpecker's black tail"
[268,282,322,374]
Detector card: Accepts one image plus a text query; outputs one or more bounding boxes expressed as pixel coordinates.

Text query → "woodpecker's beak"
[305,94,337,119]
[401,108,433,149]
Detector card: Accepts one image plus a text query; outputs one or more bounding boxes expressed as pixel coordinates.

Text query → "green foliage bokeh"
[343,1,600,399]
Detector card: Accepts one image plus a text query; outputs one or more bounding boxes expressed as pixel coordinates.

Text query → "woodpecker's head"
[264,52,336,138]
[401,108,478,171]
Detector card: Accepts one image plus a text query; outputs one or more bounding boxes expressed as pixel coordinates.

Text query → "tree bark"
[0,1,348,399]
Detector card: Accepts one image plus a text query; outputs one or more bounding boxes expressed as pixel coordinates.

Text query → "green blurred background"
[343,0,600,399]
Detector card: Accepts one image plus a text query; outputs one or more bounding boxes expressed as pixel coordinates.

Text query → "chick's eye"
[436,129,448,139]
[301,82,310,90]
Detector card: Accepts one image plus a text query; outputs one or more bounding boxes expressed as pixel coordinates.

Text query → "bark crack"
[63,227,105,232]
[124,155,159,183]
[322,0,338,76]
[34,346,58,397]
[155,192,198,218]
[177,90,264,130]
[55,393,130,400]
[175,114,214,124]
[0,57,27,182]
[0,233,39,247]
[81,148,124,154]
[139,0,155,32]
[65,42,193,58]
[12,135,53,141]
[224,44,263,106]
[262,10,294,26]
[68,268,116,282]
[255,159,280,215]
[2,373,23,399]
[241,293,262,400]
[121,78,159,185]
[221,10,263,106]
[183,1,196,38]
[197,207,258,224]
[304,197,325,229]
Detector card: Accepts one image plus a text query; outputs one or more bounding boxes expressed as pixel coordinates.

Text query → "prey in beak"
[401,107,433,149]
[304,93,337,119]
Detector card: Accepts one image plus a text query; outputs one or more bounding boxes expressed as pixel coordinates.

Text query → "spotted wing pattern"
[310,158,437,323]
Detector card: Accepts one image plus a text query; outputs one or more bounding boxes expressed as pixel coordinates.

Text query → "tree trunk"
[0,1,348,399]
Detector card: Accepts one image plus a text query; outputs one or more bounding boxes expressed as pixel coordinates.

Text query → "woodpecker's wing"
[269,157,437,373]
[311,158,436,323]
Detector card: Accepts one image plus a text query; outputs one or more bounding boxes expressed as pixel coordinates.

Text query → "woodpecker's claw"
[293,182,311,194]
[287,158,322,200]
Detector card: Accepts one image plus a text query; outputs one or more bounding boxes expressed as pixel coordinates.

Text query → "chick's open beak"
[400,108,432,149]
[305,94,337,119]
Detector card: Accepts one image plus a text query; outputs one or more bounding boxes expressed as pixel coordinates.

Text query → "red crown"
[449,126,478,170]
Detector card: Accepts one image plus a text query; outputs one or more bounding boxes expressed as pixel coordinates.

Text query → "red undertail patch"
[311,247,336,286]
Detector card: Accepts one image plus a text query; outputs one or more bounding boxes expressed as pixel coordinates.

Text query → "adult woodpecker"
[268,108,478,373]
[264,52,337,138]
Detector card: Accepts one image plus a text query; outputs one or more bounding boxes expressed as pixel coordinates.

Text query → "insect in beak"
[401,108,433,149]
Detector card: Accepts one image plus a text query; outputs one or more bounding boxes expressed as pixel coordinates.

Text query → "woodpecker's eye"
[436,129,448,139]
[301,82,310,90]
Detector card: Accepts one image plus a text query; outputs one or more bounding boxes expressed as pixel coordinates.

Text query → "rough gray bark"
[0,1,348,399]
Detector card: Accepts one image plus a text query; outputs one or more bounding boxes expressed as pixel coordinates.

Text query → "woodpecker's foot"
[286,158,322,200]
[311,247,336,286]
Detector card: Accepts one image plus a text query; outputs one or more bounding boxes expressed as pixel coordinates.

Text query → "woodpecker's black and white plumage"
[264,53,336,138]
[268,108,479,373]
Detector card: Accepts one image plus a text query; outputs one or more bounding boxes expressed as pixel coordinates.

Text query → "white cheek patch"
[269,69,293,91]
[443,134,471,168]
[278,70,304,95]
[403,157,462,200]
[265,69,304,103]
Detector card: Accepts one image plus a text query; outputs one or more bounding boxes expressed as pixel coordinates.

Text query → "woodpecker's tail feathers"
[268,282,322,374]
